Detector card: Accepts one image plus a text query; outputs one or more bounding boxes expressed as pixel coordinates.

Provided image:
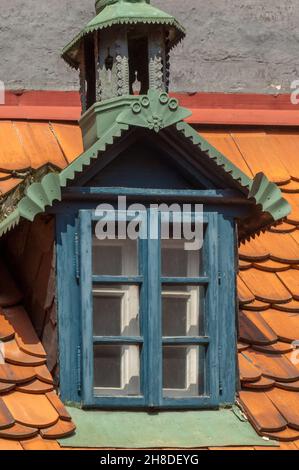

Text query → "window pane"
[162,286,205,336]
[161,238,202,277]
[94,345,140,396]
[92,230,138,276]
[93,285,140,336]
[163,346,205,397]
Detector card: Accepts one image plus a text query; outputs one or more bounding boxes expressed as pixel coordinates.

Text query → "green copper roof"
[63,0,185,68]
[0,91,291,240]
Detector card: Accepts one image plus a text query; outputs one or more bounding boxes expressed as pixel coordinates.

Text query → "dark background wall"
[1,0,299,93]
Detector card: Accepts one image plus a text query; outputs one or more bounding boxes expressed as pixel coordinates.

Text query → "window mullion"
[79,210,94,405]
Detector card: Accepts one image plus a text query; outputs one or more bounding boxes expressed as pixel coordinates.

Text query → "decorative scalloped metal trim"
[117,90,192,132]
[0,113,291,239]
[0,123,129,237]
[62,17,185,69]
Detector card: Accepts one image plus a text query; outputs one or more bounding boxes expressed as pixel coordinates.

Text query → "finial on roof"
[95,0,150,14]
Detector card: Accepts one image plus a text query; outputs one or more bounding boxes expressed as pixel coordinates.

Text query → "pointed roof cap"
[62,0,185,69]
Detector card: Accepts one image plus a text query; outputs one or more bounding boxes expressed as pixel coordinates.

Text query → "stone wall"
[0,0,298,93]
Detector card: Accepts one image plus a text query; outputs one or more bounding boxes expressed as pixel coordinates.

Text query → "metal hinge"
[77,345,81,393]
[218,345,223,396]
[218,271,222,286]
[74,232,80,282]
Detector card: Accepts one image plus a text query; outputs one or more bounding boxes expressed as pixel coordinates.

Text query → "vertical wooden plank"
[147,208,162,406]
[218,214,237,404]
[205,212,220,406]
[79,210,93,405]
[56,212,81,403]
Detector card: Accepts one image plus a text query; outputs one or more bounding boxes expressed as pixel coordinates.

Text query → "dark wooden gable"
[72,129,218,191]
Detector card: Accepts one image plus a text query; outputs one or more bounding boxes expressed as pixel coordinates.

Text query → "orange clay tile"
[239,390,287,433]
[16,379,54,395]
[40,419,76,439]
[261,310,299,343]
[17,122,68,170]
[34,365,54,385]
[242,300,271,311]
[266,133,299,182]
[242,376,275,390]
[252,342,293,355]
[0,398,14,429]
[21,435,61,450]
[0,260,23,308]
[263,427,299,442]
[280,180,299,194]
[276,381,299,392]
[0,178,23,196]
[239,237,269,261]
[253,259,290,273]
[3,306,46,358]
[267,388,299,430]
[238,353,262,382]
[50,123,84,164]
[269,221,296,233]
[239,311,278,345]
[245,350,299,383]
[46,392,72,422]
[3,340,46,367]
[259,232,299,264]
[0,422,38,440]
[238,342,249,352]
[231,132,291,185]
[272,299,299,312]
[0,438,23,450]
[277,270,299,299]
[199,131,253,178]
[0,382,15,393]
[0,122,31,171]
[237,276,255,304]
[0,364,36,384]
[2,392,59,429]
[0,312,15,341]
[284,194,299,225]
[239,259,252,270]
[239,269,292,304]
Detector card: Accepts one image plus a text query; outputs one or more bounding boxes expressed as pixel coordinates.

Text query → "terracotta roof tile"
[239,353,262,382]
[239,311,277,345]
[0,255,75,449]
[242,376,275,390]
[239,269,292,304]
[245,350,299,382]
[20,435,61,450]
[239,390,287,433]
[266,388,299,430]
[237,276,255,304]
[261,310,299,343]
[0,438,23,450]
[40,419,76,439]
[263,427,299,442]
[2,392,59,429]
[277,270,299,299]
[231,132,291,184]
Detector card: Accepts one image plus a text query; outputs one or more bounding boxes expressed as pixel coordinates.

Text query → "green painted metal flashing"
[58,406,277,448]
[0,123,128,237]
[0,91,291,238]
[176,121,291,224]
[62,0,185,68]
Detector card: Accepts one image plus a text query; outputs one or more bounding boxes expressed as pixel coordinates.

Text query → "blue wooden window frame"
[78,208,220,409]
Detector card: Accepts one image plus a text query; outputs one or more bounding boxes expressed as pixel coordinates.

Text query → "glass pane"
[94,345,140,396]
[93,285,140,336]
[162,286,205,336]
[163,346,205,397]
[161,238,202,277]
[92,225,138,276]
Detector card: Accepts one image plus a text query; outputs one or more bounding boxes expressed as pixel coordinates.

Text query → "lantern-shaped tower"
[62,0,185,114]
